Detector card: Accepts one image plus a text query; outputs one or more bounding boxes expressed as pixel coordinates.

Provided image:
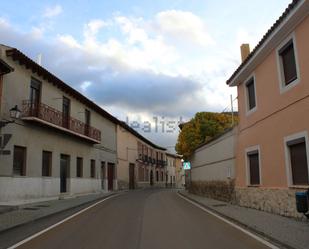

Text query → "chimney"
[240,44,250,62]
[37,53,42,66]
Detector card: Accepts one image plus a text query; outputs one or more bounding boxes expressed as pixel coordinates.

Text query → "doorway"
[129,163,135,189]
[60,154,70,193]
[150,170,154,186]
[101,162,105,190]
[108,163,115,190]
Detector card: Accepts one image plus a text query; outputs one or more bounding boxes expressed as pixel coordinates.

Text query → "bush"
[189,180,235,202]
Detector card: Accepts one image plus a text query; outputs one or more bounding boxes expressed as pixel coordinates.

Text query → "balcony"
[21,100,101,143]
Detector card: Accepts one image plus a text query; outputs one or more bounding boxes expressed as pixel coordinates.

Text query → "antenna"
[37,53,42,66]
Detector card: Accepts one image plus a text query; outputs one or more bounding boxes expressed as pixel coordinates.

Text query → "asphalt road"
[9,190,273,249]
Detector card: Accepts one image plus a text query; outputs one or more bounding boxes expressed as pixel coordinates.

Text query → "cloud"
[43,5,63,18]
[0,11,235,148]
[155,10,214,47]
[84,19,108,39]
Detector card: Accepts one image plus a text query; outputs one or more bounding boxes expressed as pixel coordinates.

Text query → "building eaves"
[118,121,166,151]
[226,0,302,85]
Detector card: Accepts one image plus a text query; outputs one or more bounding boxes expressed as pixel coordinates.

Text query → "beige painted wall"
[0,46,117,201]
[236,15,309,188]
[191,128,236,182]
[116,124,167,189]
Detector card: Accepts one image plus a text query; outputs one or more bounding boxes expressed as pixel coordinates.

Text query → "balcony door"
[62,97,70,129]
[30,78,41,116]
[85,109,90,136]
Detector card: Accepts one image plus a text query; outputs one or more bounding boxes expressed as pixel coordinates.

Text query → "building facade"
[166,153,183,188]
[190,127,236,182]
[175,156,185,188]
[227,0,309,217]
[0,45,118,204]
[117,123,167,189]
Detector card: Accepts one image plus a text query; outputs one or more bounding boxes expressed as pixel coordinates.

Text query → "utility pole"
[230,94,234,127]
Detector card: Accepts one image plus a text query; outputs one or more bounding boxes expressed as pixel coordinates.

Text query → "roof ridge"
[226,0,302,85]
[4,45,167,151]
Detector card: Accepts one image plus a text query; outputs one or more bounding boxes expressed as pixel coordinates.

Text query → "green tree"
[175,112,237,159]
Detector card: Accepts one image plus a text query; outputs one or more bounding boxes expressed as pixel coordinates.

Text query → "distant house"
[166,152,183,187]
[227,0,309,217]
[189,127,237,201]
[117,122,167,189]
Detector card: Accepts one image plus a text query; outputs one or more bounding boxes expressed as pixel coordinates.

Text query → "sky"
[0,0,291,151]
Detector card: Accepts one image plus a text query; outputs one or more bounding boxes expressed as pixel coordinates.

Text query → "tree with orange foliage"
[175,112,237,159]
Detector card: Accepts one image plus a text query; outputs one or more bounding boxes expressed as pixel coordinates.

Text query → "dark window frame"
[76,157,83,178]
[245,77,256,111]
[30,78,42,116]
[287,137,309,186]
[13,146,26,176]
[90,159,96,178]
[247,150,260,186]
[62,96,71,129]
[42,150,52,177]
[279,39,298,86]
[85,109,91,136]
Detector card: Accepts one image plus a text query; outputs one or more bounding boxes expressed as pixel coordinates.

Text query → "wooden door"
[129,163,135,189]
[108,163,114,190]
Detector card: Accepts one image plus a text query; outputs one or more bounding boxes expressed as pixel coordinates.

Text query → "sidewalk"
[179,190,309,249]
[0,191,117,233]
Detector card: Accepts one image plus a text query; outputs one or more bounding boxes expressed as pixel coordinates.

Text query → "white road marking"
[178,193,280,249]
[7,194,120,249]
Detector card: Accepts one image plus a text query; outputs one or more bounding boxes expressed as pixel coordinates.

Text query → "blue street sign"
[183,162,191,170]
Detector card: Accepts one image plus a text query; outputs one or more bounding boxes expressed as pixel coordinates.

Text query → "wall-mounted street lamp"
[0,105,21,128]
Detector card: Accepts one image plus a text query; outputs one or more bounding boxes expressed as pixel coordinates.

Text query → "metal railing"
[22,100,101,142]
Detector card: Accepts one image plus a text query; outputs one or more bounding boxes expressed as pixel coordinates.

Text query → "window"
[287,138,309,185]
[245,77,256,111]
[90,160,95,178]
[62,97,70,128]
[85,109,90,135]
[76,157,83,178]
[30,78,41,116]
[42,151,52,176]
[247,150,260,185]
[13,146,26,176]
[279,39,297,86]
[156,171,159,181]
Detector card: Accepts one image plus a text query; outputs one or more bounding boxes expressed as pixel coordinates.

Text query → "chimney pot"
[240,44,250,62]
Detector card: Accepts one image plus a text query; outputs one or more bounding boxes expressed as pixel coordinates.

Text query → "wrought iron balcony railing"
[21,100,101,142]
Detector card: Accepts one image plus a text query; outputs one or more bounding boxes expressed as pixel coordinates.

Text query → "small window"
[287,138,309,185]
[246,77,256,111]
[76,157,83,178]
[90,160,95,178]
[279,40,297,86]
[247,151,260,185]
[13,146,26,176]
[42,151,52,177]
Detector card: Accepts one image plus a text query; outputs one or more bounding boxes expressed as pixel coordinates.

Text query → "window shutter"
[289,141,309,185]
[280,42,297,85]
[246,79,256,110]
[248,153,260,185]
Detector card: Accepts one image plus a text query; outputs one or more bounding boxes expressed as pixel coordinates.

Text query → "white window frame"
[245,145,262,186]
[284,131,309,187]
[244,73,257,116]
[276,32,301,94]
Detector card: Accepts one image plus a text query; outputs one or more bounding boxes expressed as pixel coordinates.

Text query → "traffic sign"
[183,161,191,170]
